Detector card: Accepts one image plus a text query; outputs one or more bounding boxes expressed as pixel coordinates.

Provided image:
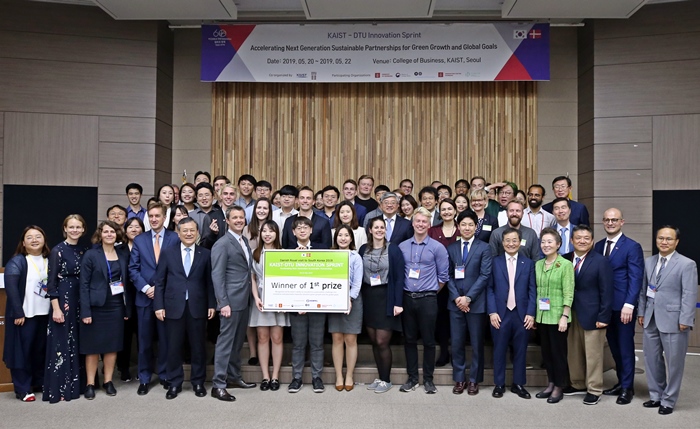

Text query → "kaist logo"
[213,29,227,38]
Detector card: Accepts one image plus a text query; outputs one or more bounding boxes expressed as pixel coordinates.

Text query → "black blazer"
[200,209,226,249]
[79,246,133,319]
[153,244,215,319]
[564,250,614,330]
[358,243,406,316]
[281,213,332,249]
[476,213,499,243]
[3,255,30,319]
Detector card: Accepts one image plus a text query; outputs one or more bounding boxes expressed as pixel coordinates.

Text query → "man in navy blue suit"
[129,201,180,395]
[542,176,590,227]
[594,208,643,405]
[154,217,216,400]
[363,192,413,244]
[447,210,492,396]
[563,225,613,405]
[487,228,536,399]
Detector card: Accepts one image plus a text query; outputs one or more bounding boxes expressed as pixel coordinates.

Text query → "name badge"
[482,225,492,232]
[110,280,125,295]
[455,266,465,279]
[646,284,657,299]
[520,239,527,246]
[370,273,382,286]
[409,268,421,279]
[538,297,551,311]
[34,279,48,298]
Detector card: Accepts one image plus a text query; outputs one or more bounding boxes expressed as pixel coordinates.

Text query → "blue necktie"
[184,248,192,300]
[385,218,393,241]
[655,257,667,284]
[574,256,581,274]
[559,227,568,255]
[462,241,469,265]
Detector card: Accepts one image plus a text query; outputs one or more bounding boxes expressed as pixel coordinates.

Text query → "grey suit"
[638,252,698,408]
[210,230,253,389]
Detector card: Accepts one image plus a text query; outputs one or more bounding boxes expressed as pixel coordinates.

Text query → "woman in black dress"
[43,215,88,403]
[357,217,405,394]
[79,221,132,399]
[3,226,52,402]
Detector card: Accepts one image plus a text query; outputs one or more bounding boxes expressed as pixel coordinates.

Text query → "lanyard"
[28,256,47,278]
[104,254,118,281]
[527,212,545,235]
[366,246,386,273]
[410,241,427,265]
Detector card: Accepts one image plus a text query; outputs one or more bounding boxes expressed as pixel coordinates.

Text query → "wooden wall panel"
[594,60,700,118]
[4,113,98,186]
[594,117,651,144]
[0,31,157,67]
[99,143,155,170]
[212,82,537,192]
[593,170,652,198]
[0,58,156,118]
[595,32,700,66]
[99,117,156,144]
[593,143,651,170]
[98,169,155,196]
[652,114,700,190]
[594,2,700,40]
[592,197,652,225]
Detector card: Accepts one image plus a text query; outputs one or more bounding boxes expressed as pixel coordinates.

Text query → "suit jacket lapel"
[657,254,678,288]
[576,253,591,278]
[514,258,524,282]
[97,247,110,281]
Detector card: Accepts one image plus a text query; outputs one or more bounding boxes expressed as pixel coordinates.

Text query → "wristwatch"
[464,296,472,303]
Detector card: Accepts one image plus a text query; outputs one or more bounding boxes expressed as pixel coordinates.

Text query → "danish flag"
[529,29,542,39]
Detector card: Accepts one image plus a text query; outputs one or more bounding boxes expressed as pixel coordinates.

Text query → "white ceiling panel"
[93,0,237,20]
[502,0,649,19]
[302,0,436,19]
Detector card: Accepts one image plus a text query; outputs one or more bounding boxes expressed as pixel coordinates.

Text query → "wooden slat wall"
[212,81,537,192]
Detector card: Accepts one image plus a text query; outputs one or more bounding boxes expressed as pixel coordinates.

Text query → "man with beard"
[521,185,556,238]
[489,200,541,261]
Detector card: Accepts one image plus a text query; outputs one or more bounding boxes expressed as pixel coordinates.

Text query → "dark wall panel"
[3,185,97,265]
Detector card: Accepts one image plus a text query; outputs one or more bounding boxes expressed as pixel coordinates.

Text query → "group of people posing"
[3,172,697,415]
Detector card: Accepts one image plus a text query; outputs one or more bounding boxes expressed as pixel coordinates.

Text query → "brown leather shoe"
[452,382,466,395]
[467,382,479,396]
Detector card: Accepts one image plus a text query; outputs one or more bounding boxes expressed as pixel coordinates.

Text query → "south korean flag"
[513,29,527,39]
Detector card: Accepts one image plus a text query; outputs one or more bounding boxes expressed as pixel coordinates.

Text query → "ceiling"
[30,0,688,25]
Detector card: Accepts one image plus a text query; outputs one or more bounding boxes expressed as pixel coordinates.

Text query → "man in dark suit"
[447,210,493,396]
[542,176,590,227]
[563,225,613,405]
[129,201,180,395]
[210,206,257,401]
[197,183,226,249]
[341,179,368,225]
[154,217,216,400]
[418,186,442,226]
[638,226,698,415]
[594,208,644,405]
[282,186,332,249]
[487,228,536,399]
[363,192,413,244]
[552,197,575,255]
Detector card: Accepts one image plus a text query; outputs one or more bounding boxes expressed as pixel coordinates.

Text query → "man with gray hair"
[364,192,414,244]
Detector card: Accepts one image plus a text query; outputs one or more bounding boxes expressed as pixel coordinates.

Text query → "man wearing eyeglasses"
[542,176,590,227]
[638,226,698,415]
[594,209,644,405]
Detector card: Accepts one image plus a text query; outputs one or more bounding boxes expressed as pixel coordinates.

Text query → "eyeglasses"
[656,236,677,243]
[553,185,569,191]
[499,191,514,197]
[602,218,621,224]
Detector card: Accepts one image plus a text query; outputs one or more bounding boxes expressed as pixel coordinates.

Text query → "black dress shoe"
[270,379,280,391]
[137,383,149,396]
[643,400,661,408]
[547,394,563,404]
[603,384,622,396]
[166,385,182,400]
[536,389,552,399]
[160,380,170,390]
[260,379,270,391]
[658,405,673,415]
[492,385,505,398]
[511,384,531,399]
[616,388,634,405]
[193,384,207,397]
[452,382,466,395]
[226,379,256,389]
[211,387,236,402]
[248,357,259,366]
[102,381,117,396]
[84,384,96,400]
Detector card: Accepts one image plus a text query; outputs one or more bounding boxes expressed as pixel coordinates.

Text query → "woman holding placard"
[250,220,289,391]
